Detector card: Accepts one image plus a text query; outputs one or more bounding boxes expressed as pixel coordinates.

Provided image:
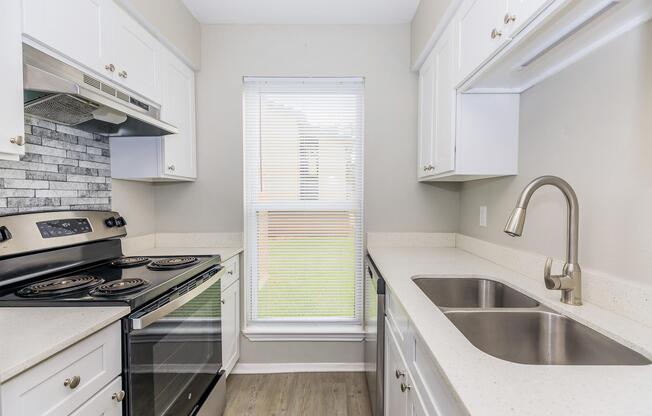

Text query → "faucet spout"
[504,176,582,305]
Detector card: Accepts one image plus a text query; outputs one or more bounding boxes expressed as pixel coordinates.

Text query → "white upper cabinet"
[0,0,26,161]
[432,26,456,176]
[417,53,435,179]
[456,0,508,85]
[22,0,113,79]
[504,0,552,35]
[22,0,160,103]
[107,4,161,103]
[159,50,196,179]
[110,50,196,182]
[418,25,456,179]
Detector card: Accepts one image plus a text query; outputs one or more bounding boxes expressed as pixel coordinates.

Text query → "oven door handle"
[131,267,225,330]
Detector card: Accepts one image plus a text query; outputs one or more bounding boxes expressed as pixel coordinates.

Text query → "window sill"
[242,324,365,342]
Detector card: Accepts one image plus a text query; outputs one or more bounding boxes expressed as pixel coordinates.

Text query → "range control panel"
[36,218,93,239]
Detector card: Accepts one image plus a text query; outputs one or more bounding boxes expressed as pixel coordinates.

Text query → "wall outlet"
[479,206,487,227]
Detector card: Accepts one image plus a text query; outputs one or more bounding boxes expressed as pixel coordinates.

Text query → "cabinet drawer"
[411,334,467,416]
[70,376,123,416]
[221,256,240,289]
[386,289,412,359]
[1,322,121,416]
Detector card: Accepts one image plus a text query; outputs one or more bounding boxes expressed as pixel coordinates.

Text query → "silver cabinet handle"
[63,375,81,389]
[220,299,225,304]
[168,165,176,171]
[504,13,517,24]
[112,390,126,402]
[400,382,411,393]
[227,269,234,275]
[119,70,128,78]
[395,369,405,379]
[10,135,24,146]
[105,63,115,72]
[491,28,503,39]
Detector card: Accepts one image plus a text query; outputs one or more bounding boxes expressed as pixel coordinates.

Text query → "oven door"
[125,267,225,416]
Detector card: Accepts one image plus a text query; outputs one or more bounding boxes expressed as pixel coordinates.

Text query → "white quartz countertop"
[367,246,652,416]
[0,306,129,383]
[126,246,243,261]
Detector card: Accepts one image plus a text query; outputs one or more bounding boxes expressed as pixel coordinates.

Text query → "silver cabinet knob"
[227,270,234,275]
[118,70,128,78]
[168,165,176,171]
[9,135,24,146]
[63,375,81,389]
[491,28,503,39]
[504,13,517,24]
[112,390,126,402]
[220,299,225,304]
[400,382,412,393]
[395,369,405,379]
[105,63,115,72]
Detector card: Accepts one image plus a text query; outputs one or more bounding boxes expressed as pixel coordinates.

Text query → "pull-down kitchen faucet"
[504,176,582,305]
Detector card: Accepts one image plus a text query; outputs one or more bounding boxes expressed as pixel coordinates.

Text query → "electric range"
[0,210,227,416]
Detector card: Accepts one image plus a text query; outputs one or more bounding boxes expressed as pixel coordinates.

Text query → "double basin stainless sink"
[413,276,651,365]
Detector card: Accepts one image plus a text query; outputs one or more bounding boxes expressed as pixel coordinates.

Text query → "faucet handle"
[543,257,562,290]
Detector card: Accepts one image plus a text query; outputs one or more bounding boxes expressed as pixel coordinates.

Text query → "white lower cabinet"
[384,289,468,416]
[385,319,436,416]
[70,376,124,416]
[0,322,122,416]
[221,256,241,376]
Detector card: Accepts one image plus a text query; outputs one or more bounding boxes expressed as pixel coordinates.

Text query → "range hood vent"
[23,44,178,137]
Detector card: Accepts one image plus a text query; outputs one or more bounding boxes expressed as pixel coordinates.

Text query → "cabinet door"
[69,376,124,416]
[385,320,408,416]
[417,52,435,179]
[0,0,25,160]
[408,378,432,416]
[160,51,197,179]
[22,0,112,77]
[432,26,456,175]
[108,5,161,103]
[505,0,551,35]
[457,0,509,83]
[222,281,240,376]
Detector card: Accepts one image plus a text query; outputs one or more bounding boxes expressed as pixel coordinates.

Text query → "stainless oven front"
[124,266,226,416]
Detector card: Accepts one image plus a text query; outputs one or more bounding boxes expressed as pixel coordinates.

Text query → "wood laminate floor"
[224,372,373,416]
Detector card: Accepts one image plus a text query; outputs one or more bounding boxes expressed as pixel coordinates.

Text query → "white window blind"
[244,77,364,329]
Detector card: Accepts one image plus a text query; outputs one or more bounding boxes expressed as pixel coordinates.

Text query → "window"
[243,77,364,338]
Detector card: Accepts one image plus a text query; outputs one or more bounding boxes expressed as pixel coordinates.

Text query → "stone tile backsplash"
[0,116,112,215]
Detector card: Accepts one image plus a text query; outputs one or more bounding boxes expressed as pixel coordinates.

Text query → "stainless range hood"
[23,44,178,137]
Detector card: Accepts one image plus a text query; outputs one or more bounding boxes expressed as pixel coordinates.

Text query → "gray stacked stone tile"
[0,116,112,215]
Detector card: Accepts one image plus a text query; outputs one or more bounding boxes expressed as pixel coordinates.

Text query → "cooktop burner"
[111,256,151,268]
[16,275,104,298]
[90,278,150,297]
[148,257,199,270]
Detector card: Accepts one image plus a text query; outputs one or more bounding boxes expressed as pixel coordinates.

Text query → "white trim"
[242,324,365,342]
[232,362,365,374]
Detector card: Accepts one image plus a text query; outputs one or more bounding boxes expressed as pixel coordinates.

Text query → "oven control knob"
[115,217,127,227]
[105,217,117,228]
[0,226,12,242]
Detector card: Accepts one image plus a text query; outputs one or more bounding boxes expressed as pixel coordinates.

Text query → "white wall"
[458,21,652,287]
[112,179,156,237]
[410,0,454,67]
[153,24,460,235]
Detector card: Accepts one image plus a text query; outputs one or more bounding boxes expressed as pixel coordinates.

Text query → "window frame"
[242,77,365,341]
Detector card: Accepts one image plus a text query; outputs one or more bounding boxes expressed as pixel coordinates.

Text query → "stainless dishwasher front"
[364,254,385,416]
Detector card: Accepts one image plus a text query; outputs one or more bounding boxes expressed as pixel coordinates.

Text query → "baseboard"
[231,362,365,374]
